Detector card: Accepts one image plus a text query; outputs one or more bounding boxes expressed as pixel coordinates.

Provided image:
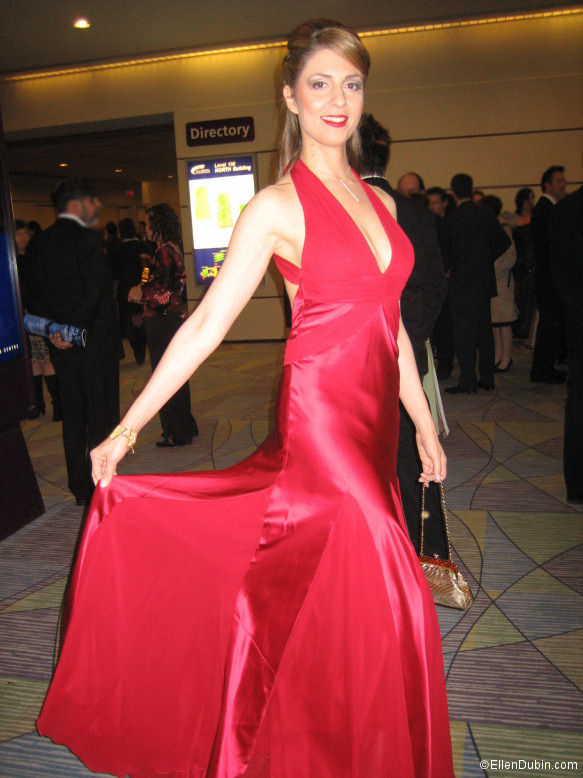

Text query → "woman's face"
[15,227,30,254]
[284,47,364,154]
[522,190,535,214]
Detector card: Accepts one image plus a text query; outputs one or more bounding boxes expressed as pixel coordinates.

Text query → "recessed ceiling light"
[59,162,68,167]
[74,18,90,29]
[114,169,123,173]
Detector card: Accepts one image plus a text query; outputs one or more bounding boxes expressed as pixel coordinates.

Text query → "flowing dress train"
[37,160,454,778]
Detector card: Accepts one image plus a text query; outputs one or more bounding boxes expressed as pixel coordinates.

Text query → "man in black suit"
[549,185,583,502]
[24,178,120,505]
[427,186,455,380]
[358,113,448,558]
[443,173,510,394]
[530,165,568,384]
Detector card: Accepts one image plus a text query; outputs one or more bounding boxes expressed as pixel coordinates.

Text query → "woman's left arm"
[397,314,447,483]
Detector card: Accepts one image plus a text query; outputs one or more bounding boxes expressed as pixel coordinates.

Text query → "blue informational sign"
[187,156,256,285]
[0,235,24,364]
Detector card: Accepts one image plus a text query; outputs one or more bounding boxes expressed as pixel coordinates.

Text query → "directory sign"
[187,155,256,285]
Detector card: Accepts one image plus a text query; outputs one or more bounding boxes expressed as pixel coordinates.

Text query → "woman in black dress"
[129,203,198,447]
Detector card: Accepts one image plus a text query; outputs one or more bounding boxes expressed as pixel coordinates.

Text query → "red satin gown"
[37,160,454,778]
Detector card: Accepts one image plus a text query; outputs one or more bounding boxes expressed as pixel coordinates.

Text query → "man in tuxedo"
[443,173,511,394]
[549,185,583,502]
[358,113,448,558]
[530,165,568,383]
[427,186,455,380]
[24,178,120,505]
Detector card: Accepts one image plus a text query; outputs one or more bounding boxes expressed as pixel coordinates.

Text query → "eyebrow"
[309,72,363,80]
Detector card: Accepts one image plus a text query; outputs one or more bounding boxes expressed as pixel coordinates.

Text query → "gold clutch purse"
[419,483,474,610]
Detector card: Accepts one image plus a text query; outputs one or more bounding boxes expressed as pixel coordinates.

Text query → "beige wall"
[141,180,181,214]
[2,14,582,338]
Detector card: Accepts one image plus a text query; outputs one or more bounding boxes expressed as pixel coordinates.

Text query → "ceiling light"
[74,18,90,29]
[114,168,123,173]
[59,162,68,167]
[7,8,581,83]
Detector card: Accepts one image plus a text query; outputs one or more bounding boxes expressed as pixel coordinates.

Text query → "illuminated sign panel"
[188,155,256,285]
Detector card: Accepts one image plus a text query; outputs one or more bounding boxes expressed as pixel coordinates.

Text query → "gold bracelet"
[109,425,138,454]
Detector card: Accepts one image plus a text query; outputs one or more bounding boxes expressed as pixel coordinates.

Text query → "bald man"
[397,171,425,198]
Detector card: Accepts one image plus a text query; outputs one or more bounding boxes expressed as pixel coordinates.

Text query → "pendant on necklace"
[338,177,360,202]
[308,163,361,203]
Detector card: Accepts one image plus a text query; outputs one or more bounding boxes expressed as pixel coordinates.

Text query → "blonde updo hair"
[278,19,371,178]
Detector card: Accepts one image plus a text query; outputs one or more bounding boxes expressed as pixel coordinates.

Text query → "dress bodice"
[274,159,413,302]
[278,159,414,365]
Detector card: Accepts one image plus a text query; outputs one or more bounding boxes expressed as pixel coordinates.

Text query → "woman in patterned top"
[129,203,198,447]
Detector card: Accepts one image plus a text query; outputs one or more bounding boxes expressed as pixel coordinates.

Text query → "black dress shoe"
[156,437,194,448]
[494,359,513,373]
[477,380,495,390]
[445,385,476,394]
[156,437,176,448]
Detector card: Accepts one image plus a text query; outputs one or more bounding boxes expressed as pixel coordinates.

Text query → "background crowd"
[14,147,581,512]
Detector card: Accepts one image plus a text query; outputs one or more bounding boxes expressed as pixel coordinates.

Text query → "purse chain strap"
[419,481,453,562]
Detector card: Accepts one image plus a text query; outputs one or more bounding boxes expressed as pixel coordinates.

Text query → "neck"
[300,147,350,179]
[302,153,361,203]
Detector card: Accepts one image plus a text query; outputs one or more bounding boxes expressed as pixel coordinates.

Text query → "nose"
[330,82,347,106]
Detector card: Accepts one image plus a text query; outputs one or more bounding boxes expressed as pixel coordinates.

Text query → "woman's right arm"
[92,184,297,486]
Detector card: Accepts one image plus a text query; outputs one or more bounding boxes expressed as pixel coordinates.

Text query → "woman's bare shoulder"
[242,175,303,244]
[252,174,299,214]
[235,175,301,263]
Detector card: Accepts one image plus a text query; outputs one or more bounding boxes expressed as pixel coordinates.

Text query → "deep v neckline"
[297,159,393,276]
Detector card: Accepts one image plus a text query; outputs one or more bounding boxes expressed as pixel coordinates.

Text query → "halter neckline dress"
[38,158,454,778]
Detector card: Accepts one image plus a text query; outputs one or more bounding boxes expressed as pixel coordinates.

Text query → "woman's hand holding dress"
[91,435,133,486]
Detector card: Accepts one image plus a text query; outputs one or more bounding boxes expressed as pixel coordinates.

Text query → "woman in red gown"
[37,19,454,778]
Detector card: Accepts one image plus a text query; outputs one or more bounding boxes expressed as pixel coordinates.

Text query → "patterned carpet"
[0,341,581,777]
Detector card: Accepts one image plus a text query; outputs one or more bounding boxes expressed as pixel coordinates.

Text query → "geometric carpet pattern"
[1,341,581,777]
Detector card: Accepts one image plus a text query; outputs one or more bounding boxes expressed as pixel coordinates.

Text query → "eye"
[311,80,327,89]
[346,80,363,91]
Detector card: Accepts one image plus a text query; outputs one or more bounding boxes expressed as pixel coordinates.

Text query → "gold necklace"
[308,163,360,202]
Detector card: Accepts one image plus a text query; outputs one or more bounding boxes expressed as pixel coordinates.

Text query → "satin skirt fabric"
[37,305,453,777]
